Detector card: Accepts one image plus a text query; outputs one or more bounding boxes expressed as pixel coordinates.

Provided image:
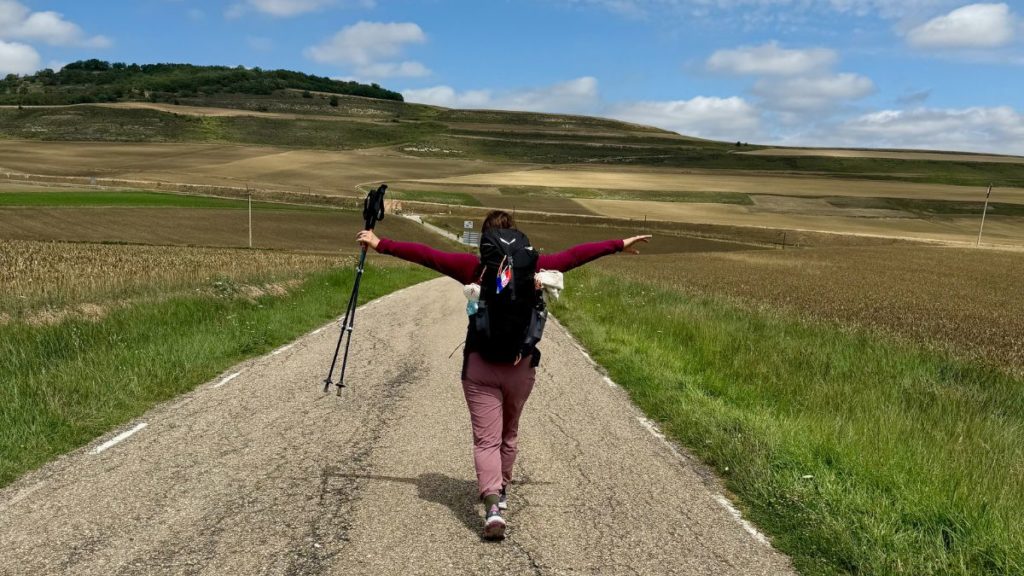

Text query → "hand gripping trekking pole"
[323,184,387,394]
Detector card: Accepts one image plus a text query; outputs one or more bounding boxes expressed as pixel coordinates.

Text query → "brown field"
[598,246,1024,371]
[0,206,449,253]
[4,140,1022,249]
[411,167,1024,204]
[0,140,526,196]
[0,240,341,319]
[423,215,757,254]
[575,198,1024,247]
[744,147,1024,164]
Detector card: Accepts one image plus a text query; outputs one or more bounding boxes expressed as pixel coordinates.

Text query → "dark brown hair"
[481,210,515,233]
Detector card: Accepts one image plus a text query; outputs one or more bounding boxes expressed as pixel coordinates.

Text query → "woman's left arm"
[537,235,652,272]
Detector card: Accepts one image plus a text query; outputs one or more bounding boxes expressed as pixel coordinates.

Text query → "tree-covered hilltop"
[0,59,403,105]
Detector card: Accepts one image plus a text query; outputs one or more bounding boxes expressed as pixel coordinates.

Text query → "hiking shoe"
[483,505,506,540]
[498,487,508,511]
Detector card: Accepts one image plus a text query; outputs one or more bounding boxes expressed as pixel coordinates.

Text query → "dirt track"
[0,278,793,575]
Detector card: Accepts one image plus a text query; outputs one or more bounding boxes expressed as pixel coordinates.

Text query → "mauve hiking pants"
[461,352,537,499]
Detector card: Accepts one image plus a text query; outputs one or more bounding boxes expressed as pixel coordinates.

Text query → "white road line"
[311,327,324,335]
[602,376,618,388]
[636,416,773,547]
[271,344,294,356]
[90,423,147,455]
[212,371,241,389]
[714,495,771,546]
[0,482,45,513]
[637,417,667,441]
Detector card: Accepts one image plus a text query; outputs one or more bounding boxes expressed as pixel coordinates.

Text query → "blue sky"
[2,0,1023,154]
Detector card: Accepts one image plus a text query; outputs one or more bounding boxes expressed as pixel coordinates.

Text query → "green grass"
[388,189,483,206]
[498,185,754,205]
[552,268,1024,575]
[826,196,1024,216]
[0,107,445,149]
[0,263,436,487]
[0,190,335,211]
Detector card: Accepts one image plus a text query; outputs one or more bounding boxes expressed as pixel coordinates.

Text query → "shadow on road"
[338,472,552,538]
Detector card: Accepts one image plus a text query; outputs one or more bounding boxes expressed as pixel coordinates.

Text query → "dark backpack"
[467,228,547,365]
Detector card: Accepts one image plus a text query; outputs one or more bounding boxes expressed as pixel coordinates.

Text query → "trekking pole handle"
[363,184,387,230]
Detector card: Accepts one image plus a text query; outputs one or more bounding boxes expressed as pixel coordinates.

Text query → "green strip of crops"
[0,191,332,211]
[551,268,1023,575]
[389,189,483,206]
[0,264,436,488]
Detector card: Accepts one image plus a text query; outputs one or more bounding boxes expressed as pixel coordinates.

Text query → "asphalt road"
[0,278,795,575]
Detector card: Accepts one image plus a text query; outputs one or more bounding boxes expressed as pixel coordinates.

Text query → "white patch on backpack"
[499,238,516,245]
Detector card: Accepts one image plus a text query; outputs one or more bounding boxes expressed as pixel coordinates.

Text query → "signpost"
[248,190,253,249]
[462,220,479,245]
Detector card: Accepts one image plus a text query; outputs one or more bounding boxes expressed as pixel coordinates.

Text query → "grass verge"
[551,268,1023,575]
[0,263,436,488]
[0,190,334,211]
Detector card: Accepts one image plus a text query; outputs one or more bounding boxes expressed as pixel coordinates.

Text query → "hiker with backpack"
[356,210,650,540]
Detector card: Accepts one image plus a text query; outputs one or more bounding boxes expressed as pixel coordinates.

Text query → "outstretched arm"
[537,235,652,273]
[357,230,479,284]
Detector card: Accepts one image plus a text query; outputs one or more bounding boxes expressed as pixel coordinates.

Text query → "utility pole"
[976,183,992,247]
[248,187,253,249]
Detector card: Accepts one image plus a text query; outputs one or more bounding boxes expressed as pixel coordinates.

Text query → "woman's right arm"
[357,230,478,284]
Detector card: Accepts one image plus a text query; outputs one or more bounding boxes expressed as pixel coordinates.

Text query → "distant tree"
[0,60,404,105]
[329,95,339,107]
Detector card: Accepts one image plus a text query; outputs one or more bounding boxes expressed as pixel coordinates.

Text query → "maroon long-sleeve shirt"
[377,237,624,284]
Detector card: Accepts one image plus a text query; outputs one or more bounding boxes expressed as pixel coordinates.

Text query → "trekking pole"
[323,184,387,395]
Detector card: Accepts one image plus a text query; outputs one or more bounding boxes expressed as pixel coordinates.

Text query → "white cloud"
[496,77,601,114]
[306,22,425,66]
[250,0,335,16]
[607,96,762,140]
[753,73,875,110]
[906,3,1015,48]
[0,1,110,47]
[357,61,431,78]
[405,77,601,114]
[305,21,429,78]
[226,0,373,18]
[403,85,494,108]
[834,105,1024,154]
[707,42,837,76]
[0,39,39,75]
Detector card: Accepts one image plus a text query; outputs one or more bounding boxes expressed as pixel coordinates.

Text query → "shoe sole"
[483,517,506,540]
[498,501,508,511]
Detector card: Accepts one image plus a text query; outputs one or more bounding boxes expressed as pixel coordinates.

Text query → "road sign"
[462,232,481,245]
[464,220,474,229]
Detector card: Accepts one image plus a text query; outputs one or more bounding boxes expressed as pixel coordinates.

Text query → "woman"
[357,210,650,540]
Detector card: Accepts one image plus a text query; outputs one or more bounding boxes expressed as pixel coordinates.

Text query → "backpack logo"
[496,263,512,293]
[499,238,516,246]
